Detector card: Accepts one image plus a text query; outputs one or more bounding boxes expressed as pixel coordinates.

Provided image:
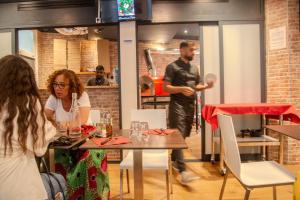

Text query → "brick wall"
[37,32,86,88]
[138,39,200,77]
[39,88,121,161]
[37,31,119,88]
[265,0,300,164]
[110,41,119,70]
[37,31,199,88]
[80,40,98,71]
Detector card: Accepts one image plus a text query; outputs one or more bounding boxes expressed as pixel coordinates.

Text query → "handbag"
[40,157,67,200]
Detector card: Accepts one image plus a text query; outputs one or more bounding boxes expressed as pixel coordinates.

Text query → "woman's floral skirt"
[55,149,110,200]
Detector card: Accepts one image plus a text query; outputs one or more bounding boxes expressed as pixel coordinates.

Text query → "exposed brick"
[266,0,300,164]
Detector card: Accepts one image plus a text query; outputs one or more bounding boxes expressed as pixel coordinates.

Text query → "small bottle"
[114,66,119,85]
[106,112,113,138]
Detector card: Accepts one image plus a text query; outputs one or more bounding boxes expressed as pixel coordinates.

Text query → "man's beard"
[185,56,193,61]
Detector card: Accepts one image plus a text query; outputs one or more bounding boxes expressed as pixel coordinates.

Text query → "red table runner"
[202,103,300,130]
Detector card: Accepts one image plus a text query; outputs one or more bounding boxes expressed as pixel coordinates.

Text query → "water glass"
[140,122,150,142]
[56,121,68,136]
[130,121,140,138]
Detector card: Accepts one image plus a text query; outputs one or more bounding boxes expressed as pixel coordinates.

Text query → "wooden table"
[80,129,188,200]
[266,125,300,141]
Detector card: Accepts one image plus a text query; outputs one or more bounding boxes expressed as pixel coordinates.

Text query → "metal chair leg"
[120,169,123,200]
[126,169,130,193]
[244,189,251,200]
[219,170,229,200]
[273,186,277,200]
[166,170,170,200]
[170,168,173,194]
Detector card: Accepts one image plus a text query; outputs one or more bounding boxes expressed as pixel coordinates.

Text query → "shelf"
[76,72,95,75]
[213,135,280,147]
[85,85,119,89]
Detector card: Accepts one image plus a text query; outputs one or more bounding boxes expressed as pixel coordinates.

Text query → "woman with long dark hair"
[0,55,56,200]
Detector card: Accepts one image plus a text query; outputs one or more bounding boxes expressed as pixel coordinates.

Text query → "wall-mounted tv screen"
[117,0,136,21]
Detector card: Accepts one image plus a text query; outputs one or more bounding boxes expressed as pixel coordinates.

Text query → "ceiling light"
[55,27,88,35]
[184,30,188,34]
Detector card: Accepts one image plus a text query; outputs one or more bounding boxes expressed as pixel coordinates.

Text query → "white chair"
[120,109,172,200]
[90,109,100,125]
[217,114,295,200]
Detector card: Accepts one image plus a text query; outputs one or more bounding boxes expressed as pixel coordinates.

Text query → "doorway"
[137,23,202,160]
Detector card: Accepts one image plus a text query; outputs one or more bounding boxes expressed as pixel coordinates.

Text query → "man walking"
[163,41,214,185]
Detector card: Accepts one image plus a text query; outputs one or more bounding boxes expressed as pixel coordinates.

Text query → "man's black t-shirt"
[163,58,201,104]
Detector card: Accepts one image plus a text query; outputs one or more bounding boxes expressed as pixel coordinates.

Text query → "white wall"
[0,32,12,58]
[120,21,138,129]
[222,24,262,154]
[223,24,261,103]
[202,26,221,154]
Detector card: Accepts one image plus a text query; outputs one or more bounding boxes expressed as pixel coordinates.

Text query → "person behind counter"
[0,55,57,200]
[87,65,110,86]
[44,69,110,200]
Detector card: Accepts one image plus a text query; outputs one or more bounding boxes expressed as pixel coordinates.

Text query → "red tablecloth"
[202,103,300,130]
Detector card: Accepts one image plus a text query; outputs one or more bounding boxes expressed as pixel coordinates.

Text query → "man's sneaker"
[172,162,180,172]
[178,171,200,186]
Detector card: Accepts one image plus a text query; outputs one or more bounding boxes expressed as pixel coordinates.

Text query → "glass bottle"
[106,112,113,138]
[100,111,107,138]
[69,93,81,139]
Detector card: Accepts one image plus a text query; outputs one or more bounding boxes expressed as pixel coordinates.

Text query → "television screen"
[117,0,136,21]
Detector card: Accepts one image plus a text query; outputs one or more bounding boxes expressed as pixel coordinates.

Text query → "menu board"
[117,0,136,21]
[269,26,286,50]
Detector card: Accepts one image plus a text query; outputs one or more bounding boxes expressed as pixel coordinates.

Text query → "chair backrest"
[90,110,100,124]
[130,109,167,129]
[217,114,241,177]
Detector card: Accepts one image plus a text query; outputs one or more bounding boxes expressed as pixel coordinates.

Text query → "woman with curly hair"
[45,69,110,200]
[0,55,56,200]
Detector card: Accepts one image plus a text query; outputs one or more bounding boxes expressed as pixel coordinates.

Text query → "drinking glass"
[130,121,140,139]
[56,121,68,136]
[140,122,150,142]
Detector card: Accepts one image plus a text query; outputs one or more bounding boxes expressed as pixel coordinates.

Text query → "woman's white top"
[0,102,56,200]
[45,91,92,124]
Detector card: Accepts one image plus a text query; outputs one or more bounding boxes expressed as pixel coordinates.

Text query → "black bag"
[40,157,67,200]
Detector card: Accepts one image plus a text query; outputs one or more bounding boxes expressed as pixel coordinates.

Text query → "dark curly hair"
[47,69,84,99]
[0,55,45,155]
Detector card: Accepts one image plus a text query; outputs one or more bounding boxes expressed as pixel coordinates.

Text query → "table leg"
[262,114,266,160]
[279,115,284,164]
[211,129,215,164]
[133,150,144,200]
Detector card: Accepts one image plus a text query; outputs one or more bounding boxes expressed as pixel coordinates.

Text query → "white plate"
[205,73,217,84]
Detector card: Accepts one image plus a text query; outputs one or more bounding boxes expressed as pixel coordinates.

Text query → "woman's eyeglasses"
[52,83,69,89]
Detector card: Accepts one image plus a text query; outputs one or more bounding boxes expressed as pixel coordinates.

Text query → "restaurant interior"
[0,0,300,200]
